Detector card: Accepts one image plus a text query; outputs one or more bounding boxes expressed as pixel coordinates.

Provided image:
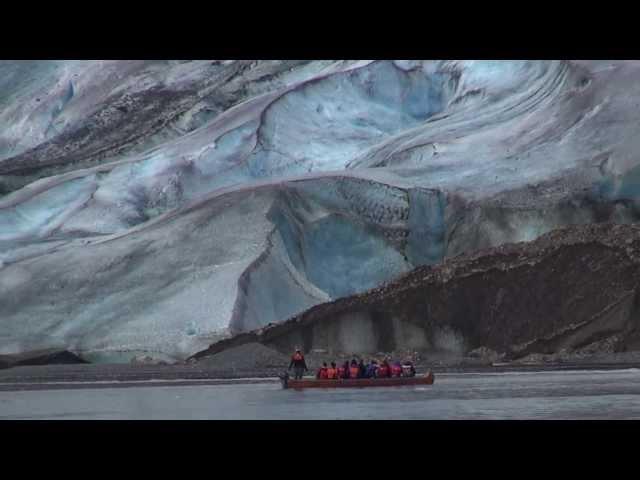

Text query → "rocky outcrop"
[192,223,640,361]
[0,348,88,369]
[198,342,290,370]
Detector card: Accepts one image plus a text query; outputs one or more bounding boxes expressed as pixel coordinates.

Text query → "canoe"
[281,371,434,389]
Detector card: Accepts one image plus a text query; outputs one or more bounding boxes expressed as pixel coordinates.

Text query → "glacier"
[2,59,640,362]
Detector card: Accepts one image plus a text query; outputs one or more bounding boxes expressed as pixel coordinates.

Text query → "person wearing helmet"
[288,347,308,380]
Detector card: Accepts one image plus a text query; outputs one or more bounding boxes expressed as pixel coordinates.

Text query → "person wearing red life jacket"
[326,362,338,379]
[288,348,308,380]
[349,359,360,379]
[377,359,390,378]
[316,362,328,379]
[391,362,403,377]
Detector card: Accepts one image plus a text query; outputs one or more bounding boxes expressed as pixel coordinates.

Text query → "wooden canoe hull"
[283,372,434,389]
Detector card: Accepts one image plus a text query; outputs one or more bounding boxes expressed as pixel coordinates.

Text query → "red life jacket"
[349,366,359,378]
[377,365,389,377]
[318,367,328,379]
[391,365,402,377]
[327,368,337,379]
[337,367,345,378]
[292,352,303,361]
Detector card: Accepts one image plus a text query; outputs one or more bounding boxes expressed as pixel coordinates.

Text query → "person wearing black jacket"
[358,359,366,379]
[288,348,308,379]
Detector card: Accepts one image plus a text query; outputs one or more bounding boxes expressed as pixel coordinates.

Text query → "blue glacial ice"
[2,60,640,360]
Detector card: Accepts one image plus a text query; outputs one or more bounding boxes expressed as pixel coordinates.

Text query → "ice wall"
[3,60,640,360]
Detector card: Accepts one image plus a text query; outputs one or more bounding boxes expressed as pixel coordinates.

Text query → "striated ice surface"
[3,59,640,360]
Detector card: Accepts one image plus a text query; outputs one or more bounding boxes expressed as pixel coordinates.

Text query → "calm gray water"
[2,369,640,419]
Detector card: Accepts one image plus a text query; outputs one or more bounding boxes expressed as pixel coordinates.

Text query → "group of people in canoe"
[288,348,416,380]
[315,358,416,380]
